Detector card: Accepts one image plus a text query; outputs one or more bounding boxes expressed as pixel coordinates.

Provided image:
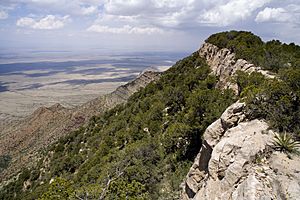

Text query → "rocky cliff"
[181,102,300,200]
[181,43,300,199]
[199,43,275,93]
[0,71,161,181]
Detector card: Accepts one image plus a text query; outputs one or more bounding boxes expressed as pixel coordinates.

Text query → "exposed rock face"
[181,101,300,200]
[199,43,275,94]
[181,43,299,199]
[0,71,161,181]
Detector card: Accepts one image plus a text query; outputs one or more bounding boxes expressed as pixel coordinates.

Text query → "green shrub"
[0,35,248,199]
[0,155,11,173]
[206,31,300,72]
[273,132,300,155]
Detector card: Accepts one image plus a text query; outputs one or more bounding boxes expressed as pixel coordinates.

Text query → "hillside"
[182,32,300,199]
[0,71,161,182]
[1,31,300,199]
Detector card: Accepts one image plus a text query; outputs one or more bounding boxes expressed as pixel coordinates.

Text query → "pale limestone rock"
[229,152,300,200]
[199,43,275,94]
[203,101,245,148]
[182,101,247,199]
[203,119,224,148]
[268,152,300,200]
[231,174,272,200]
[192,119,272,200]
[220,101,245,129]
[181,99,300,200]
[22,180,31,191]
[180,43,299,200]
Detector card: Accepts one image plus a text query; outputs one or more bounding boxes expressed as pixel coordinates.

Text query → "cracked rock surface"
[199,43,275,94]
[181,101,300,200]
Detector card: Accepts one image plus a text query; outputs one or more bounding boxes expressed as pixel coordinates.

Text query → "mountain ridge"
[1,31,300,199]
[199,42,276,94]
[180,31,300,200]
[0,71,161,182]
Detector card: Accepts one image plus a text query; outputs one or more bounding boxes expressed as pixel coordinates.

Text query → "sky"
[0,0,300,53]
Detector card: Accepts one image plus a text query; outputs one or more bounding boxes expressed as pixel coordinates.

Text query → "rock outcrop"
[181,102,300,200]
[0,71,161,181]
[199,43,275,94]
[181,43,300,200]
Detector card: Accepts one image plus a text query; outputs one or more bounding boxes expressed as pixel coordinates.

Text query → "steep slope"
[181,31,300,199]
[0,51,236,200]
[0,71,161,181]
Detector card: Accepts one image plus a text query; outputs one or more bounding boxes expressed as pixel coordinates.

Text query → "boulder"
[181,100,300,200]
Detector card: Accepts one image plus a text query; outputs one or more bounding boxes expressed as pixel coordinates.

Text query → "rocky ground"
[181,43,300,200]
[181,101,300,200]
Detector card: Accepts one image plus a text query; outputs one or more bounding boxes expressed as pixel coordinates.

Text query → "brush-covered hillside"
[1,31,300,200]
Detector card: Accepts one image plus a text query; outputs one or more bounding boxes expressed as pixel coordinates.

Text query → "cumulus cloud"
[0,10,8,19]
[199,0,272,26]
[255,7,289,23]
[16,15,70,30]
[87,0,197,34]
[6,0,294,32]
[104,0,190,16]
[86,0,274,33]
[256,4,300,25]
[104,0,150,16]
[87,25,163,34]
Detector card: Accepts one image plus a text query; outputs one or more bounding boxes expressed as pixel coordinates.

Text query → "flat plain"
[0,53,181,120]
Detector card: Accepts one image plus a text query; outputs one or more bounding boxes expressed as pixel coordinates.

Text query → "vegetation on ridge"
[273,132,300,155]
[207,30,300,137]
[206,30,300,72]
[0,52,235,199]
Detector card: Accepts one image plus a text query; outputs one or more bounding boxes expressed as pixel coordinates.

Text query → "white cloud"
[87,25,163,34]
[16,15,70,30]
[199,0,272,26]
[256,4,300,25]
[85,0,274,36]
[7,0,294,32]
[0,10,8,19]
[255,7,289,23]
[103,0,195,23]
[2,0,102,16]
[87,0,197,34]
[90,0,275,31]
[103,0,188,15]
[104,0,149,16]
[81,5,98,15]
[16,17,35,27]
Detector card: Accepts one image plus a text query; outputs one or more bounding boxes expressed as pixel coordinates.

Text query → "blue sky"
[0,0,300,53]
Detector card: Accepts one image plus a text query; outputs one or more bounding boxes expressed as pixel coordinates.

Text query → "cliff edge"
[181,43,300,200]
[181,101,300,199]
[199,43,275,93]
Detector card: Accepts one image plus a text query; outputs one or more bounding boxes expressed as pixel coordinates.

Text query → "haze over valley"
[0,52,182,119]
